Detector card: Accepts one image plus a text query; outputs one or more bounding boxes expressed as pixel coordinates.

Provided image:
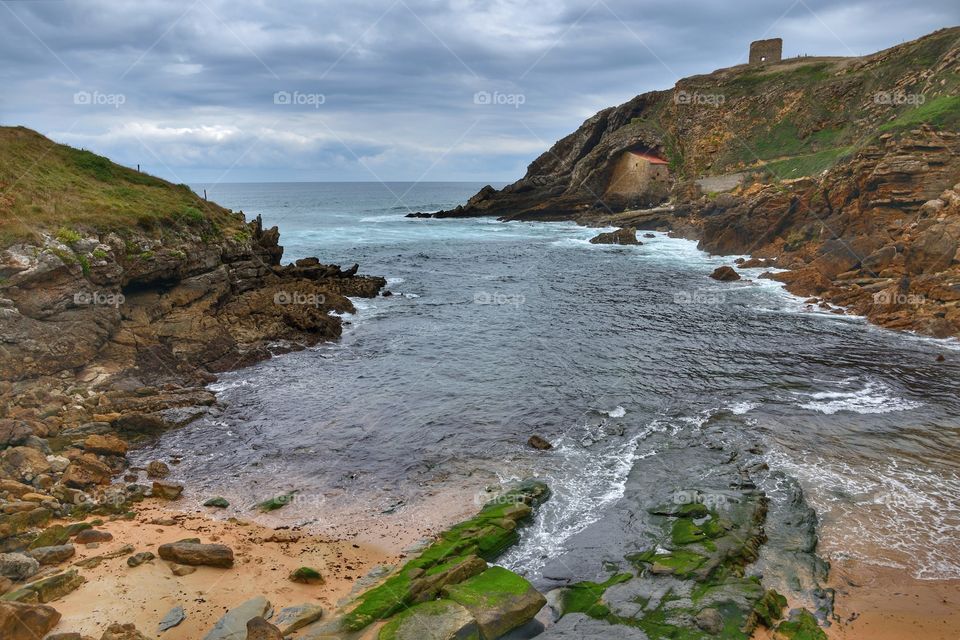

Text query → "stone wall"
[749,38,782,64]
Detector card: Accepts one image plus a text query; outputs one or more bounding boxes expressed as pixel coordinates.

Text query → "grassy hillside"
[0,126,243,247]
[632,27,960,181]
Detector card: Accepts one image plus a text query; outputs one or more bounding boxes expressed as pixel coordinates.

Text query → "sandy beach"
[46,496,473,638]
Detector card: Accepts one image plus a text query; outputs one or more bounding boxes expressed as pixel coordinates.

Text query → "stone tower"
[749,38,782,65]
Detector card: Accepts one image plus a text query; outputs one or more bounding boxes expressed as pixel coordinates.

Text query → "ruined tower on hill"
[749,38,783,64]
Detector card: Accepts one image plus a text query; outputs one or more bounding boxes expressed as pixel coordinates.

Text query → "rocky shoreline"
[417,27,960,340]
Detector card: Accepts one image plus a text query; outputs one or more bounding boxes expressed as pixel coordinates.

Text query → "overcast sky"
[1,0,956,183]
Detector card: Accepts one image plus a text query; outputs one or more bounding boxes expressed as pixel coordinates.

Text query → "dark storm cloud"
[0,0,956,182]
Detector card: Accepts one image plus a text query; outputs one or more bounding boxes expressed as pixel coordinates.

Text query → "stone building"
[604,150,671,201]
[749,38,783,64]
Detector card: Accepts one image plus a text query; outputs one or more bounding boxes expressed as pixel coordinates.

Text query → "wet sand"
[825,559,960,640]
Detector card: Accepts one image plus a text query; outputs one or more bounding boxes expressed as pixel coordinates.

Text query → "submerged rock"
[527,435,553,450]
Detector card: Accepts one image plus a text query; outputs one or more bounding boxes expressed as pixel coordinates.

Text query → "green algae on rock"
[339,481,549,633]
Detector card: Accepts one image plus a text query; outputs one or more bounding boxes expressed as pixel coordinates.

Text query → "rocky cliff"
[0,126,384,504]
[429,27,960,337]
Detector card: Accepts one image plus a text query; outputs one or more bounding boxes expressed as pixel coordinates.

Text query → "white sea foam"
[793,379,921,415]
[765,447,960,580]
[727,401,758,415]
[606,406,627,418]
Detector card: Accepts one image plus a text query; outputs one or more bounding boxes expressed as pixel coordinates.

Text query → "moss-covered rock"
[289,567,324,584]
[340,481,549,632]
[773,609,828,640]
[378,599,480,640]
[256,492,296,512]
[442,567,546,640]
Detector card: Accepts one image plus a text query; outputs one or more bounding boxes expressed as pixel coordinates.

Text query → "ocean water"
[133,182,960,581]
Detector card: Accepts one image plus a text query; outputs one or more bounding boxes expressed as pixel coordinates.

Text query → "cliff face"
[430,27,960,337]
[0,128,384,454]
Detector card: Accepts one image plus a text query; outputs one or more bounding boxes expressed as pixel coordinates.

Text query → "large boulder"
[0,447,51,483]
[441,567,546,640]
[709,266,741,282]
[0,553,40,581]
[0,601,62,640]
[83,434,129,457]
[378,599,479,640]
[61,455,112,488]
[589,228,641,245]
[245,617,282,640]
[158,541,233,567]
[0,421,33,448]
[27,544,75,566]
[202,596,271,640]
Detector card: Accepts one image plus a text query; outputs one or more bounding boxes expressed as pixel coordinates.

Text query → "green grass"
[760,146,854,179]
[878,95,960,133]
[0,126,243,247]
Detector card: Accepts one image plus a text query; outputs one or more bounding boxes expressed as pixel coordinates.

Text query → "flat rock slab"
[378,599,479,640]
[203,595,271,640]
[158,605,186,632]
[158,542,234,567]
[275,604,323,634]
[539,613,649,639]
[442,567,546,640]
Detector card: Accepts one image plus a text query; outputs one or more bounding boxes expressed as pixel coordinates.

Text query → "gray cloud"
[1,0,956,182]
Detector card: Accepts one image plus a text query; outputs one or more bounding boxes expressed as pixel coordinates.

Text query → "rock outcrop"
[427,27,960,338]
[0,127,386,554]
